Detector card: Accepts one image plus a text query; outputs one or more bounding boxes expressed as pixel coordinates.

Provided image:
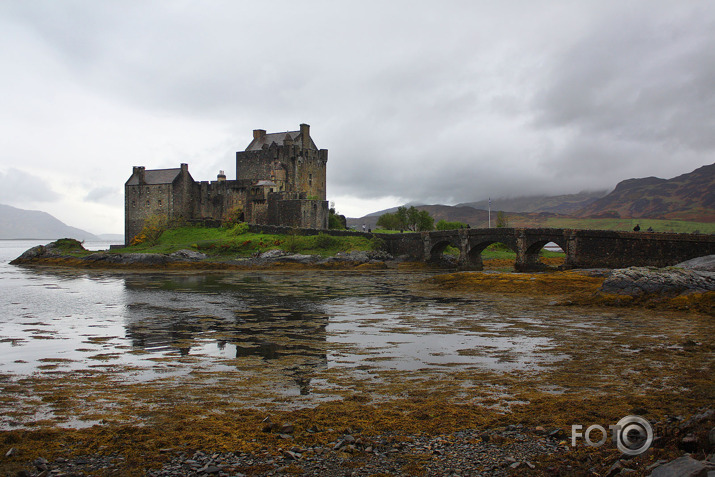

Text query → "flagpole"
[488,197,491,228]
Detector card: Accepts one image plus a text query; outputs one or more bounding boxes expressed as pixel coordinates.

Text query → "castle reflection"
[121,273,329,395]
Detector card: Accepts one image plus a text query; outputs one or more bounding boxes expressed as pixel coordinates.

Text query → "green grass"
[544,217,714,234]
[114,226,381,257]
[443,243,563,259]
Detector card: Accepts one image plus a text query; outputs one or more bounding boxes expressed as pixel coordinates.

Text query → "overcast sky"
[1,1,713,235]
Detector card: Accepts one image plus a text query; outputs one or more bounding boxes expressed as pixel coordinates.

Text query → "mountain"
[0,204,100,240]
[347,205,492,230]
[457,190,608,215]
[576,163,715,221]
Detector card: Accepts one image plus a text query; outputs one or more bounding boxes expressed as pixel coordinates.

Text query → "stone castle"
[125,123,328,245]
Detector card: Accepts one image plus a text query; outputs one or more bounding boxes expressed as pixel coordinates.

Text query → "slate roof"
[126,168,181,185]
[245,131,317,151]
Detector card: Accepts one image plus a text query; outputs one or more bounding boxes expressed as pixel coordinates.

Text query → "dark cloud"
[0,1,713,221]
[533,4,715,163]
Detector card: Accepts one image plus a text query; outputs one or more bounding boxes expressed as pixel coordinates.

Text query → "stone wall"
[569,230,715,268]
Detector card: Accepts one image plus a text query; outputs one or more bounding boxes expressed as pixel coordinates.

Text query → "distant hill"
[576,163,715,221]
[347,205,492,230]
[347,164,714,230]
[457,190,608,215]
[0,204,99,240]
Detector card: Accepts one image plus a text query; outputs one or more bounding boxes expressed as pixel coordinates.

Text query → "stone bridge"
[377,228,715,271]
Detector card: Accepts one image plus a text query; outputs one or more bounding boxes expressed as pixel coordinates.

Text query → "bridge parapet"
[377,227,715,271]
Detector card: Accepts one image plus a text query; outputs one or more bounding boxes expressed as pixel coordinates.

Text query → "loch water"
[0,239,701,429]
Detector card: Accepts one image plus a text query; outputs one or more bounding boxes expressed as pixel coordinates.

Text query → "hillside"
[0,204,99,240]
[576,163,715,221]
[457,190,607,215]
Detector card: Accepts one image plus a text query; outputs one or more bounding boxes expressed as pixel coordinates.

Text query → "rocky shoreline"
[10,241,715,314]
[7,409,714,476]
[9,241,399,270]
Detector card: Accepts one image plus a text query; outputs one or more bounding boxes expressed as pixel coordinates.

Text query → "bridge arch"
[518,239,568,271]
[428,238,461,263]
[464,238,519,270]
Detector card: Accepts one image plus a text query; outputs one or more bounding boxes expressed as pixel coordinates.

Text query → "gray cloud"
[0,1,713,223]
[0,169,60,203]
[85,186,121,204]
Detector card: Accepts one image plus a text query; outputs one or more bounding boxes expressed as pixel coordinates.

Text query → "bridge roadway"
[376,227,715,271]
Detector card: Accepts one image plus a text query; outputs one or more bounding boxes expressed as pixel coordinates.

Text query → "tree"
[496,211,509,228]
[436,219,467,230]
[406,207,434,231]
[376,206,433,231]
[376,212,402,230]
[328,204,347,229]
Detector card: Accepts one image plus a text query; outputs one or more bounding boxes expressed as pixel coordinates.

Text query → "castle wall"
[125,183,173,245]
[194,180,250,220]
[172,164,196,220]
[295,149,328,200]
[236,145,327,200]
[268,195,328,229]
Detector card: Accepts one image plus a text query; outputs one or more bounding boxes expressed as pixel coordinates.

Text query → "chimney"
[253,129,266,141]
[217,170,226,182]
[300,123,310,149]
[133,166,146,184]
[180,163,189,173]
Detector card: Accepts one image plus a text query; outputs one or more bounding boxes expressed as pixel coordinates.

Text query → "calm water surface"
[3,239,687,428]
[0,240,556,377]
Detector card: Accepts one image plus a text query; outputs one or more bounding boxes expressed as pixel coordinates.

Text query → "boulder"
[600,267,715,297]
[169,249,208,261]
[675,255,715,272]
[648,455,708,477]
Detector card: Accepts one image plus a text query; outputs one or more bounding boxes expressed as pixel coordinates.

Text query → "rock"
[599,266,715,297]
[649,456,707,477]
[33,457,48,471]
[198,464,220,474]
[709,428,715,446]
[280,422,294,434]
[169,249,207,261]
[275,254,318,264]
[675,255,715,272]
[680,434,699,452]
[10,245,46,263]
[5,447,16,457]
[258,249,288,260]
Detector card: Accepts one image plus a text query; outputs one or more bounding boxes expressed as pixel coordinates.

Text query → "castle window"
[158,200,162,206]
[146,200,150,206]
[132,200,136,208]
[309,173,313,186]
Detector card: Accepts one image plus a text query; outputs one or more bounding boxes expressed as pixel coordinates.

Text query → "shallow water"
[0,240,709,429]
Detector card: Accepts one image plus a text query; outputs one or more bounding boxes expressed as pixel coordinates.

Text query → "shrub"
[285,228,301,253]
[229,222,250,236]
[315,232,337,249]
[370,236,386,252]
[130,215,167,246]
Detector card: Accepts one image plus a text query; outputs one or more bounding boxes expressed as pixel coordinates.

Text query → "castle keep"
[125,124,328,245]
